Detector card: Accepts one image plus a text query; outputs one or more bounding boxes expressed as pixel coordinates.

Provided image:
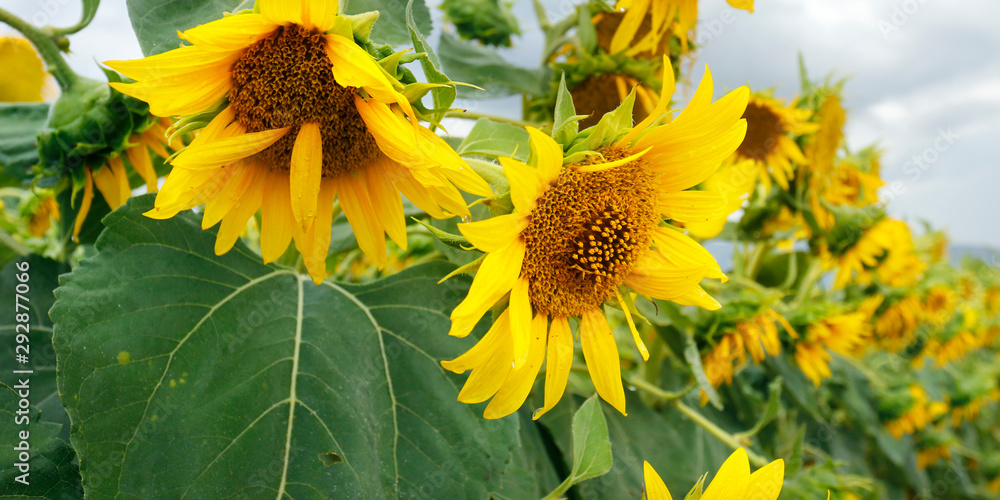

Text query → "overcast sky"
[4,0,997,247]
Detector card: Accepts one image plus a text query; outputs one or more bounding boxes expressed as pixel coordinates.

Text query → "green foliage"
[0,103,48,187]
[0,384,82,499]
[438,33,545,99]
[441,0,520,47]
[0,256,71,437]
[126,0,245,56]
[51,195,520,498]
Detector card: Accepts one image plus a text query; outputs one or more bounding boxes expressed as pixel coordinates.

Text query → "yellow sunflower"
[71,118,180,241]
[0,37,52,102]
[924,285,958,326]
[643,448,783,500]
[701,309,793,403]
[106,0,491,283]
[794,311,871,386]
[917,444,951,470]
[874,295,923,352]
[609,0,754,56]
[731,95,819,192]
[884,386,947,439]
[826,218,921,289]
[443,63,748,419]
[571,73,660,129]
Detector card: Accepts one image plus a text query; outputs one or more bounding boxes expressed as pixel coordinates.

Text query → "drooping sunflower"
[609,0,754,56]
[443,63,748,419]
[71,118,180,240]
[794,310,871,386]
[883,385,947,439]
[924,285,958,326]
[873,295,923,352]
[106,0,491,283]
[701,309,793,403]
[643,448,783,500]
[825,217,922,290]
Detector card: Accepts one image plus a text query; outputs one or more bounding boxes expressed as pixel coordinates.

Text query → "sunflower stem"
[444,111,542,128]
[673,400,769,468]
[0,7,79,91]
[791,257,824,308]
[627,375,694,402]
[0,229,30,257]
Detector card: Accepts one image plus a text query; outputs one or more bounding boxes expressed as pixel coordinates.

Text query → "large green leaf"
[0,384,82,499]
[51,194,519,498]
[346,0,431,46]
[438,33,545,99]
[0,256,71,440]
[127,0,246,56]
[0,103,48,187]
[456,118,530,162]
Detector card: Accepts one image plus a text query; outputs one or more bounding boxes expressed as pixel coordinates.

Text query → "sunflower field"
[1,0,998,498]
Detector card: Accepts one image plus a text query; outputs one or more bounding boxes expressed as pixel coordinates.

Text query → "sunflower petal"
[484,312,547,419]
[702,448,751,500]
[171,126,290,170]
[533,315,574,420]
[499,156,542,212]
[289,122,323,230]
[214,166,266,255]
[260,171,294,263]
[259,0,303,25]
[458,213,528,253]
[643,462,673,500]
[580,308,626,415]
[660,190,728,223]
[526,127,564,183]
[336,173,387,268]
[508,276,532,369]
[746,459,784,500]
[449,240,525,338]
[72,168,94,242]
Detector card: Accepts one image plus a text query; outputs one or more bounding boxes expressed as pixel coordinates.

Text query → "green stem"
[673,400,769,468]
[791,257,824,308]
[444,110,541,128]
[0,7,79,90]
[0,229,31,257]
[628,375,694,402]
[540,476,574,500]
[743,241,770,280]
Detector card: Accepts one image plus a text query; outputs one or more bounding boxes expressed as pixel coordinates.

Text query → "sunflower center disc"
[230,24,381,177]
[570,74,650,129]
[736,101,784,162]
[521,147,659,317]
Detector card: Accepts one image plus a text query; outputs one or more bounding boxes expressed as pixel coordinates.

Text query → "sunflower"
[0,37,52,102]
[884,386,947,439]
[731,95,819,192]
[570,72,660,129]
[701,309,793,403]
[71,118,180,241]
[106,0,491,283]
[609,0,754,56]
[917,443,951,470]
[643,448,783,500]
[826,218,921,289]
[443,63,748,419]
[873,295,923,352]
[924,285,958,326]
[27,196,60,237]
[794,311,870,386]
[951,389,1000,427]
